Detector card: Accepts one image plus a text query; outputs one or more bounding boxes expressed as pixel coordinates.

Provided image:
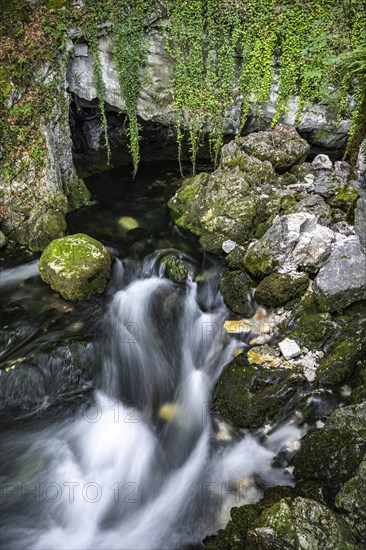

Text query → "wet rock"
[168,142,282,251]
[278,338,301,360]
[243,213,334,278]
[118,216,140,233]
[239,124,310,173]
[203,486,296,550]
[213,355,305,430]
[255,272,309,308]
[28,210,67,251]
[162,254,189,284]
[0,230,7,249]
[294,404,366,503]
[220,270,254,316]
[312,154,333,170]
[314,235,366,311]
[249,497,356,549]
[38,233,112,300]
[335,461,366,540]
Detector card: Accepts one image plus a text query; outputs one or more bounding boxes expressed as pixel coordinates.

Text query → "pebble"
[278,338,301,359]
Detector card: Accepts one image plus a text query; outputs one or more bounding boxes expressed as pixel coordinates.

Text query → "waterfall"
[0,253,300,550]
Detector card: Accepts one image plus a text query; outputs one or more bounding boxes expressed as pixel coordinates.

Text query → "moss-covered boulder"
[168,141,283,252]
[255,272,309,308]
[220,270,254,316]
[38,233,112,300]
[248,497,356,549]
[213,355,306,430]
[294,404,366,504]
[240,124,310,173]
[162,254,189,284]
[335,461,366,540]
[203,486,295,550]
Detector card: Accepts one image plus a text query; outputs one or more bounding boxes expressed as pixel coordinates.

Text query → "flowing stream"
[0,162,301,549]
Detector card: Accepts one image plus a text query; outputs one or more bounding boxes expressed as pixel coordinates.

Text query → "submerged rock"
[38,234,112,301]
[240,123,310,172]
[314,235,366,311]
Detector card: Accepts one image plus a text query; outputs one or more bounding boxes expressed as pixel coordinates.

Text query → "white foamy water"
[0,257,298,549]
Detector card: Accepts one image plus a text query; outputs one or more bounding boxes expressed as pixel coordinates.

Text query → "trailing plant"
[84,0,112,165]
[111,0,150,175]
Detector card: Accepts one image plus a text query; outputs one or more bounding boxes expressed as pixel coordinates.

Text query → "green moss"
[255,272,309,308]
[316,339,364,384]
[330,186,359,224]
[220,270,254,316]
[294,423,366,503]
[162,254,189,284]
[213,355,305,430]
[243,246,278,280]
[38,233,112,301]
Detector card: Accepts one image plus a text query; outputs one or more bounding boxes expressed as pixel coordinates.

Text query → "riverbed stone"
[278,338,301,360]
[239,124,310,172]
[168,143,282,251]
[294,404,366,503]
[335,461,366,539]
[313,235,366,311]
[255,272,309,308]
[162,254,189,284]
[38,233,112,300]
[248,497,356,549]
[220,270,254,316]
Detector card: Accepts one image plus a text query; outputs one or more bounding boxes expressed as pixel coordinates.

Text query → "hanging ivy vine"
[111,0,149,175]
[84,0,112,165]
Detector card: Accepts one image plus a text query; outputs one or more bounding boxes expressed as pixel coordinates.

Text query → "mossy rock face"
[294,404,366,504]
[38,233,112,301]
[335,461,366,540]
[168,141,281,253]
[213,355,306,430]
[203,486,295,550]
[289,311,335,351]
[28,210,67,252]
[329,186,359,224]
[316,339,365,385]
[220,270,254,316]
[162,254,189,284]
[255,272,309,308]
[249,497,356,549]
[240,124,310,173]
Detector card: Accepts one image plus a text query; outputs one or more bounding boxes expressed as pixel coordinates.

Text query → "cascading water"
[0,163,303,550]
[0,253,302,550]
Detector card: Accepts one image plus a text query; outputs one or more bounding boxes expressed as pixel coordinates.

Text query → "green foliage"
[84,1,112,165]
[111,0,150,175]
[1,0,365,178]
